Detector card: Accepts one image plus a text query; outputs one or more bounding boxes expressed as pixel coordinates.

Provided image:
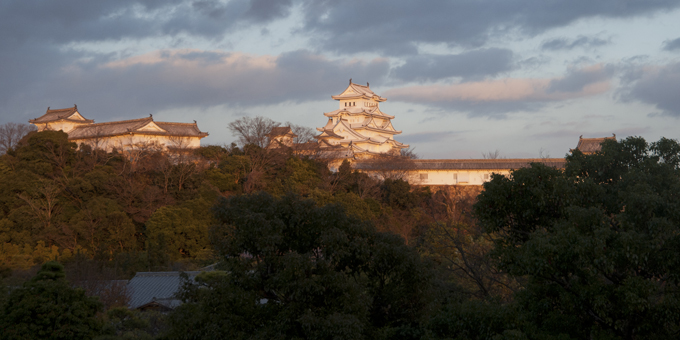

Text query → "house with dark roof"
[127,271,201,312]
[29,105,208,152]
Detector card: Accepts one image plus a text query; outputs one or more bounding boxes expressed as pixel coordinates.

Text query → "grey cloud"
[1,49,389,124]
[399,131,466,144]
[619,62,680,117]
[0,0,293,47]
[547,65,614,93]
[541,36,610,51]
[301,0,679,55]
[662,37,680,51]
[244,0,294,22]
[384,64,616,118]
[391,48,514,82]
[402,99,545,119]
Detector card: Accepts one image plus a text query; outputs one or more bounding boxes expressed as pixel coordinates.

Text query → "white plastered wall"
[407,169,511,186]
[71,134,202,152]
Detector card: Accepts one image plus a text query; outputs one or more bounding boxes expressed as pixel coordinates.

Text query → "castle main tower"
[316,80,408,158]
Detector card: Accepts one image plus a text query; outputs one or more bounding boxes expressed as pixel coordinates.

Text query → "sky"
[2,0,680,159]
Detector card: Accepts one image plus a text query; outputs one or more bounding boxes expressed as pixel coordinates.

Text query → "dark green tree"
[0,261,103,340]
[474,137,680,339]
[166,193,434,340]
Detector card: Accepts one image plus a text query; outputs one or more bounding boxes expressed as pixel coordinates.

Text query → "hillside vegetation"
[1,126,679,339]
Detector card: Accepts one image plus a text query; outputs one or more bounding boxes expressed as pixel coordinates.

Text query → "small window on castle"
[484,173,490,181]
[420,173,428,180]
[453,173,458,182]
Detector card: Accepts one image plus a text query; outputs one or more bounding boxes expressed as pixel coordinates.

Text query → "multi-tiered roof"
[316,81,408,157]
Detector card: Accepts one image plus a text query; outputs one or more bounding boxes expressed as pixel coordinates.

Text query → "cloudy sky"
[2,0,680,159]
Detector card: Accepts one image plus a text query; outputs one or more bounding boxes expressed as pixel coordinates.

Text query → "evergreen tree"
[0,261,103,340]
[474,137,680,339]
[166,193,434,340]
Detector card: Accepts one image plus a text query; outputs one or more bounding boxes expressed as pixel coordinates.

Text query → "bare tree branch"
[0,122,36,154]
[228,116,280,148]
[481,149,503,159]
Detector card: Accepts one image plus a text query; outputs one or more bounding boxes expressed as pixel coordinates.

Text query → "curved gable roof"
[29,105,94,124]
[332,81,386,102]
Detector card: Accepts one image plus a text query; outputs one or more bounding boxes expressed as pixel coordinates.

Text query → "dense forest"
[1,121,679,340]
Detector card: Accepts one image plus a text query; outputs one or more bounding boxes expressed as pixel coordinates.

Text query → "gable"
[136,121,167,133]
[68,111,89,121]
[340,86,356,96]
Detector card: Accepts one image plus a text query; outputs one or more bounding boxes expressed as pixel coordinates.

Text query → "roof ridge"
[410,158,566,162]
[87,117,152,126]
[155,121,198,126]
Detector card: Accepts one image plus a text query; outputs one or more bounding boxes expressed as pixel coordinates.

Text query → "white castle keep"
[315,80,408,158]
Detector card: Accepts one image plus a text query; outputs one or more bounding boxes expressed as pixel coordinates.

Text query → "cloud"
[0,0,294,47]
[301,0,680,55]
[383,64,613,117]
[244,0,294,22]
[399,131,462,144]
[547,64,615,93]
[541,35,610,51]
[619,62,680,117]
[4,49,389,122]
[662,37,680,51]
[391,48,514,82]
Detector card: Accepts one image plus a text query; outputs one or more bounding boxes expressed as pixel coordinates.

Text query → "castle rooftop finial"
[367,82,369,87]
[349,78,352,84]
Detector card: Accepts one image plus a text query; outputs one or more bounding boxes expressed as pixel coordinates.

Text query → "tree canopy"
[166,193,435,340]
[474,136,680,339]
[0,261,103,340]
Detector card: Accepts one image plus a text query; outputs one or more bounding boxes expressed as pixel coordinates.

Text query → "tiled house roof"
[572,135,616,154]
[67,117,208,140]
[127,271,201,310]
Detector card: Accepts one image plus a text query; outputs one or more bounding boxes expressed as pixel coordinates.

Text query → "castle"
[315,80,409,157]
[29,105,208,152]
[312,81,608,186]
[30,83,610,186]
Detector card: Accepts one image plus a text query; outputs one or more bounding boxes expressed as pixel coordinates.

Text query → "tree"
[166,193,434,340]
[354,154,417,181]
[0,122,35,155]
[227,116,280,149]
[145,198,214,260]
[0,261,103,340]
[285,122,316,145]
[481,149,502,159]
[97,307,168,340]
[13,130,77,176]
[227,117,288,193]
[474,137,680,339]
